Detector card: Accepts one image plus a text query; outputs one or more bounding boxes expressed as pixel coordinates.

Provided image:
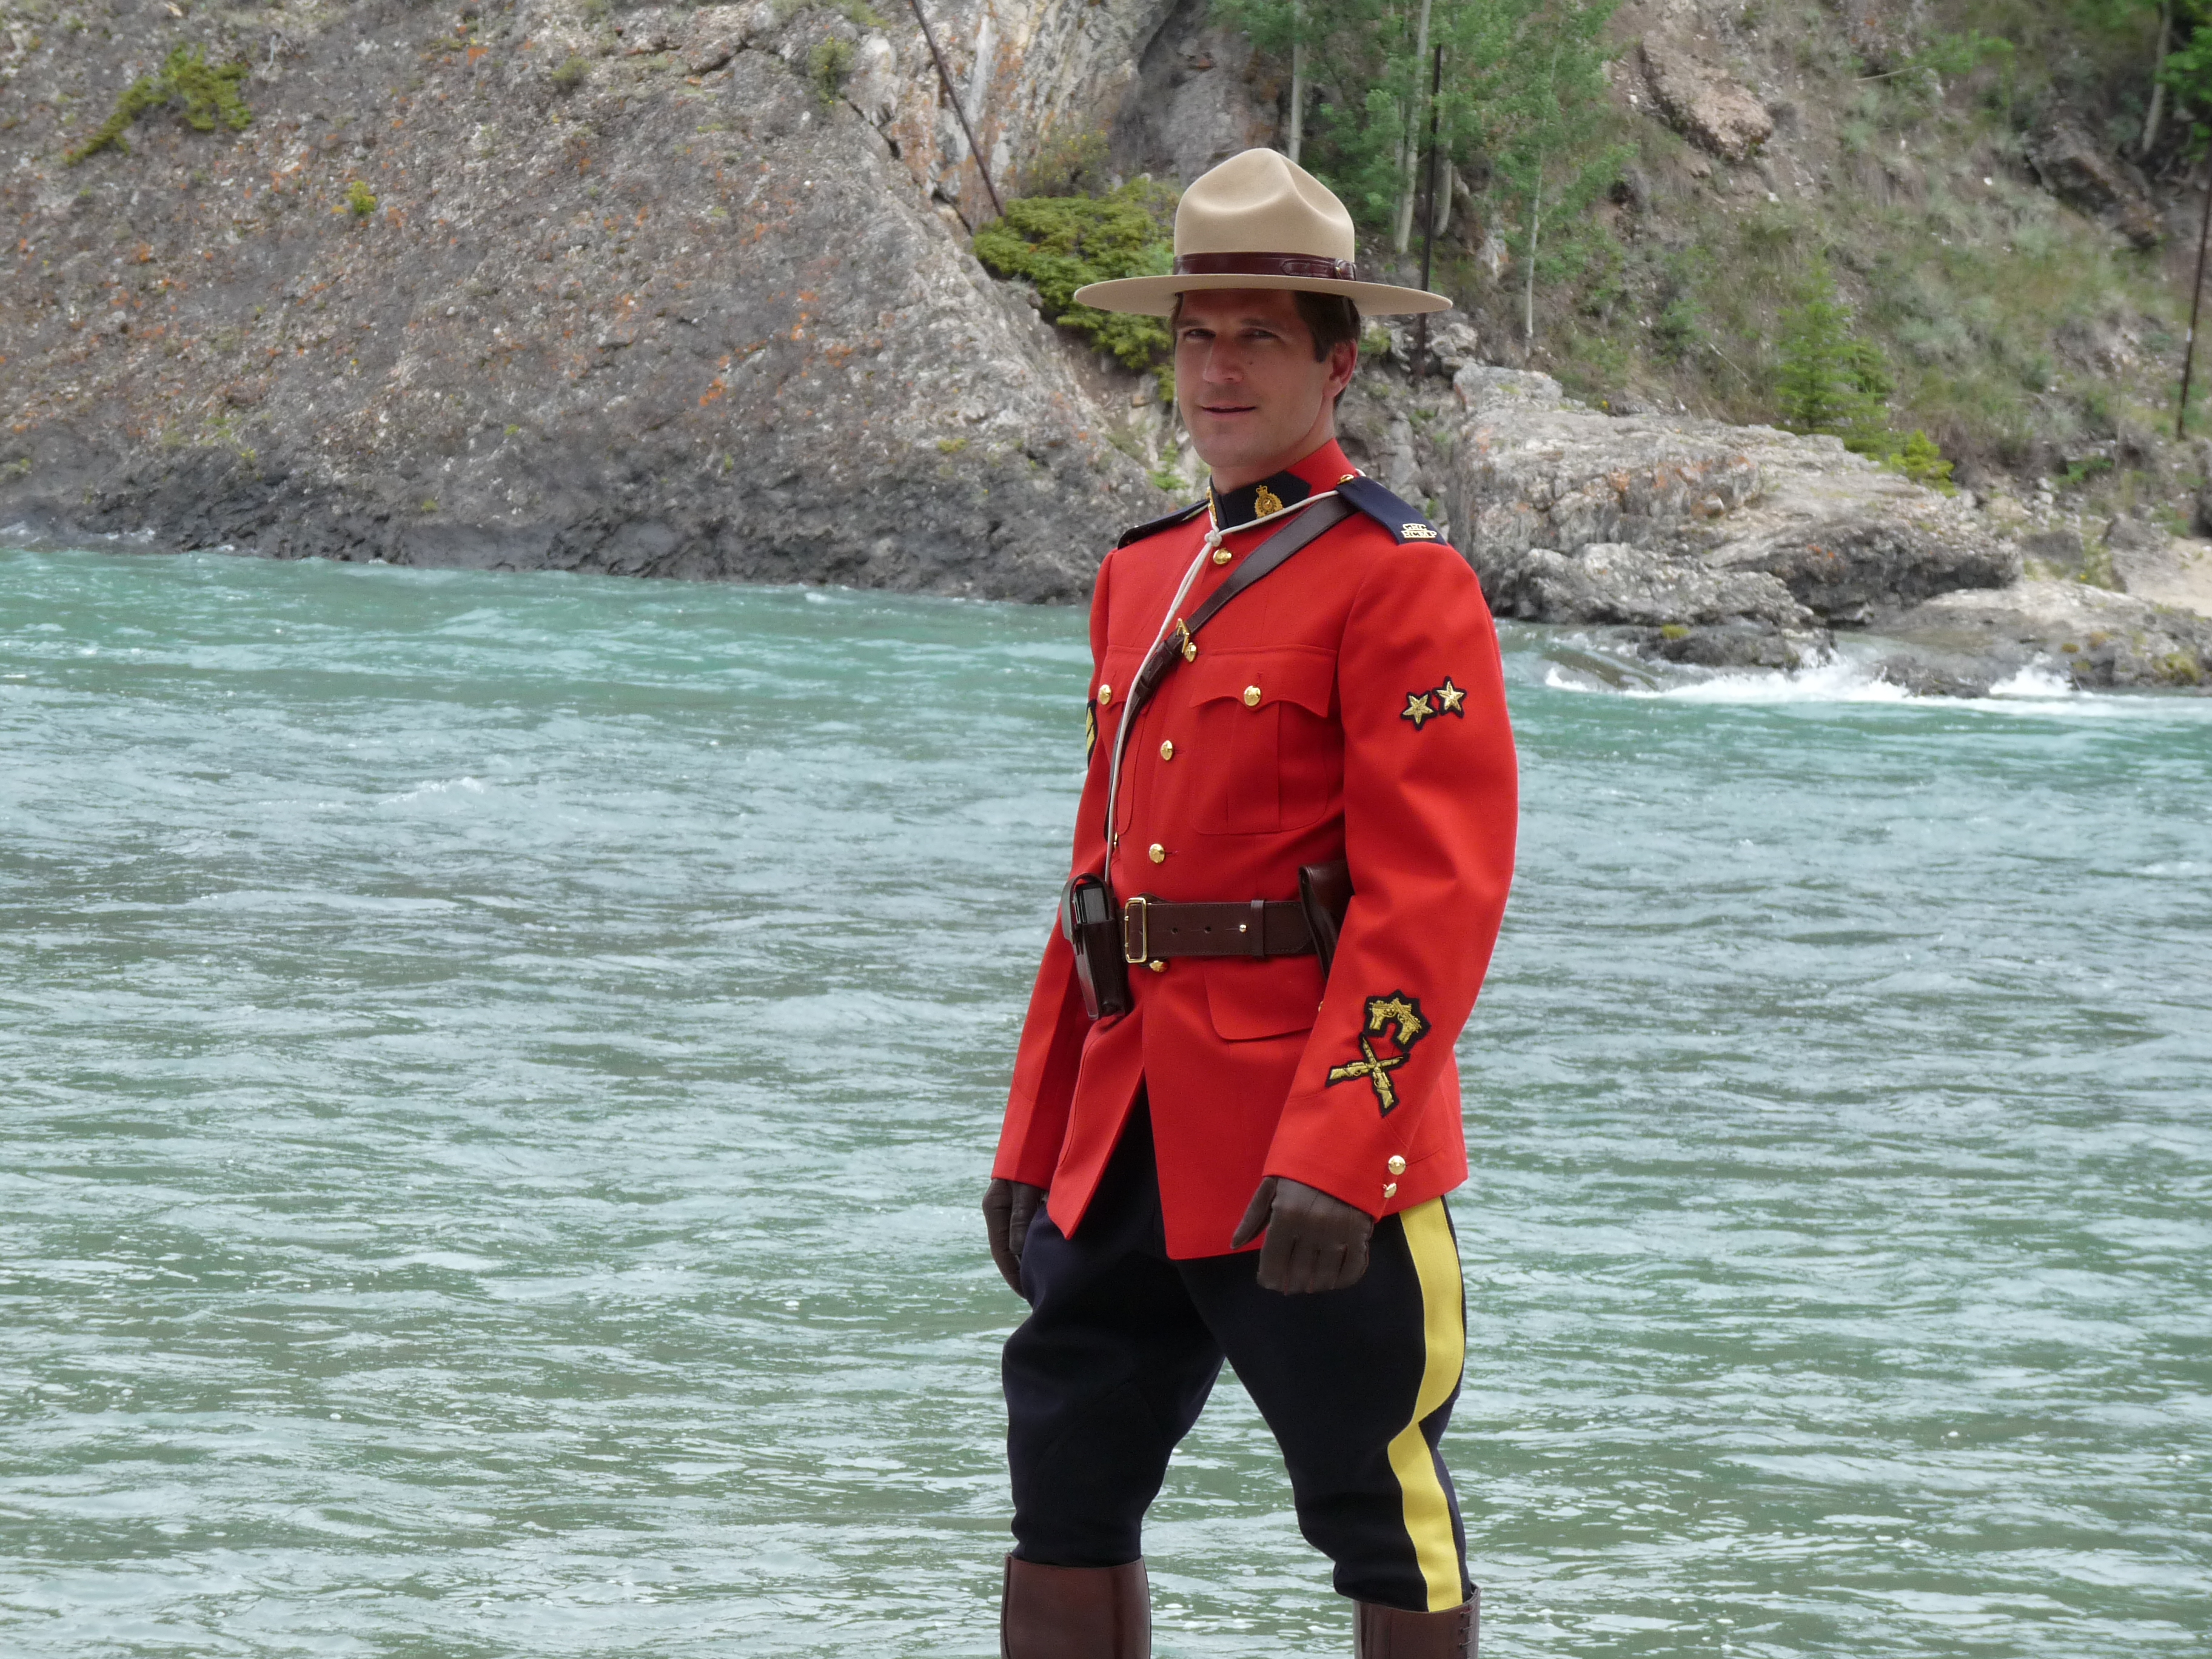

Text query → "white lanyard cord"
[1099,489,1341,893]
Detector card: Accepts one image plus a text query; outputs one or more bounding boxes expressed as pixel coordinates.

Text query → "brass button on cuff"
[1097,683,1113,706]
[1148,843,1166,864]
[1382,1182,1398,1199]
[1159,740,1175,760]
[1387,1155,1407,1175]
[1242,685,1262,708]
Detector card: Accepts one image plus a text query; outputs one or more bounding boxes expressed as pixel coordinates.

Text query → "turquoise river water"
[2,545,2208,1657]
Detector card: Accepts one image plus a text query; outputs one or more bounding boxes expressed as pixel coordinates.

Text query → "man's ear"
[1326,336,1358,400]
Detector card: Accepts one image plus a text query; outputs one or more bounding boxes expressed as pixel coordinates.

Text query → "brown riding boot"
[1353,1587,1479,1657]
[1000,1555,1150,1659]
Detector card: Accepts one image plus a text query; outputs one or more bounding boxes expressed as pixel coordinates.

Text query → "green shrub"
[550,53,590,93]
[807,38,853,106]
[973,181,1179,371]
[66,44,250,164]
[345,179,378,218]
[1020,127,1111,197]
[1891,428,1956,494]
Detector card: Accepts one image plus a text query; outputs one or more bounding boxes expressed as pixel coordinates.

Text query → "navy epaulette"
[1338,475,1444,545]
[1114,500,1207,549]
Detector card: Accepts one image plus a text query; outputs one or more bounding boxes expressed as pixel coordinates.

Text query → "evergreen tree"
[1217,0,1617,332]
[1775,260,1892,451]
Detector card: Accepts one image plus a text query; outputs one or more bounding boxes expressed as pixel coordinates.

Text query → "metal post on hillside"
[907,0,1003,224]
[1413,44,1444,380]
[2179,149,2212,441]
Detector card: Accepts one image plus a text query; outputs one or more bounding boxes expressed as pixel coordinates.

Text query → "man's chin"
[1185,421,1286,476]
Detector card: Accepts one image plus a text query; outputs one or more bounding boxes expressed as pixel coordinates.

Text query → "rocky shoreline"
[1327,361,2212,695]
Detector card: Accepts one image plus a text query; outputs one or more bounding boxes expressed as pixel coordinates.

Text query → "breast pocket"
[1180,649,1338,836]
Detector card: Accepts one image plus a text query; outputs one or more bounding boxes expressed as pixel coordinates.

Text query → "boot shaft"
[1000,1555,1151,1659]
[1353,1587,1479,1658]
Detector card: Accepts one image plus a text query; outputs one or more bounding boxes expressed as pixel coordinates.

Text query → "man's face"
[1173,289,1357,488]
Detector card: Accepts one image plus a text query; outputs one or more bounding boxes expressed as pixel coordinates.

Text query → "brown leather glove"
[983,1178,1047,1294]
[1230,1176,1374,1294]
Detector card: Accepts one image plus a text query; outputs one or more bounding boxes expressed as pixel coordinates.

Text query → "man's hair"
[1293,291,1363,363]
[1170,290,1364,364]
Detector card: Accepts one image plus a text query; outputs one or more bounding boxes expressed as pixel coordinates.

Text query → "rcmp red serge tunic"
[993,438,1519,1260]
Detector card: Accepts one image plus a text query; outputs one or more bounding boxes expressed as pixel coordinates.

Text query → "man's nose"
[1201,341,1243,383]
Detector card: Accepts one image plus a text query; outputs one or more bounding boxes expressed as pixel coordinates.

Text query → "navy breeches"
[1002,1105,1472,1613]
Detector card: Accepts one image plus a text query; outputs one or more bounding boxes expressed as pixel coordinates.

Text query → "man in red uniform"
[982,149,1518,1659]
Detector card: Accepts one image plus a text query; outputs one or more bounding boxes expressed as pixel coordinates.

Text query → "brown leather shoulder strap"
[1124,497,1352,725]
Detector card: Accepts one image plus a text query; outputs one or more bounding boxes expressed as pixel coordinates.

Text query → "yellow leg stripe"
[1384,1198,1466,1612]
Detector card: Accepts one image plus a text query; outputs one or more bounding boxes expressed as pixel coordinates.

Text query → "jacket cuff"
[1262,1088,1419,1218]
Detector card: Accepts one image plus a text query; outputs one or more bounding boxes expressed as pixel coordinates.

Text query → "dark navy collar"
[1208,469,1315,531]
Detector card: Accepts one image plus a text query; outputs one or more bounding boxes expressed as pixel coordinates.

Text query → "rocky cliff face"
[0,0,1213,598]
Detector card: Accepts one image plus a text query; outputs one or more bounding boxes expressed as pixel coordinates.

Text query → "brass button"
[1159,739,1175,760]
[1387,1155,1407,1175]
[1096,683,1113,707]
[1212,547,1232,565]
[1148,843,1165,864]
[1242,685,1261,708]
[1147,959,1168,973]
[1382,1182,1398,1199]
[1182,639,1198,662]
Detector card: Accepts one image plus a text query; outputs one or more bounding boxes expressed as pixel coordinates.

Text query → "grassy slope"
[1400,0,2200,523]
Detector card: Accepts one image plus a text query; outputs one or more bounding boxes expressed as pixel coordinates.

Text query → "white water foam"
[1543,655,1913,705]
[384,776,489,804]
[1546,648,2210,719]
[1984,664,2081,699]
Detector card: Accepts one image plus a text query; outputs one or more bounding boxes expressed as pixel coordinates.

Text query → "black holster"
[1060,873,1131,1020]
[1296,860,1353,979]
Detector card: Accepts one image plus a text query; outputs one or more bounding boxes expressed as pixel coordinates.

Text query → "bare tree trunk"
[1290,28,1305,163]
[2145,0,2174,155]
[1393,0,1434,252]
[1523,43,1560,346]
[1523,175,1541,343]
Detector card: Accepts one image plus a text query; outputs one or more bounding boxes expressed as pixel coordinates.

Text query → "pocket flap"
[1094,646,1147,710]
[1181,649,1336,716]
[1204,954,1326,1041]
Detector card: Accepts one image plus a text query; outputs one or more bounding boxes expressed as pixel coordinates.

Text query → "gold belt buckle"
[1121,894,1150,965]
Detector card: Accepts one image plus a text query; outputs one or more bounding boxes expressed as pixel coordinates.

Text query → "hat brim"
[1072,272,1452,317]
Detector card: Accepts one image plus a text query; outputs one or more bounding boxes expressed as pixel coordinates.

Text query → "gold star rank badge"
[1326,992,1430,1116]
[1402,677,1466,730]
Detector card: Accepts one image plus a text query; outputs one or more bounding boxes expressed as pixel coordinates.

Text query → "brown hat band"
[1173,252,1359,281]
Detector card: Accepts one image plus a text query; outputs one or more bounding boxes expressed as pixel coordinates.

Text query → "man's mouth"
[1199,403,1257,416]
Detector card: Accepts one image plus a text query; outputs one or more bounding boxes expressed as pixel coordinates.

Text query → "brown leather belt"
[1121,894,1316,964]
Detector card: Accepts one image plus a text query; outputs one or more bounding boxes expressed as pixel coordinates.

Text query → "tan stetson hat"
[1073,148,1450,318]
